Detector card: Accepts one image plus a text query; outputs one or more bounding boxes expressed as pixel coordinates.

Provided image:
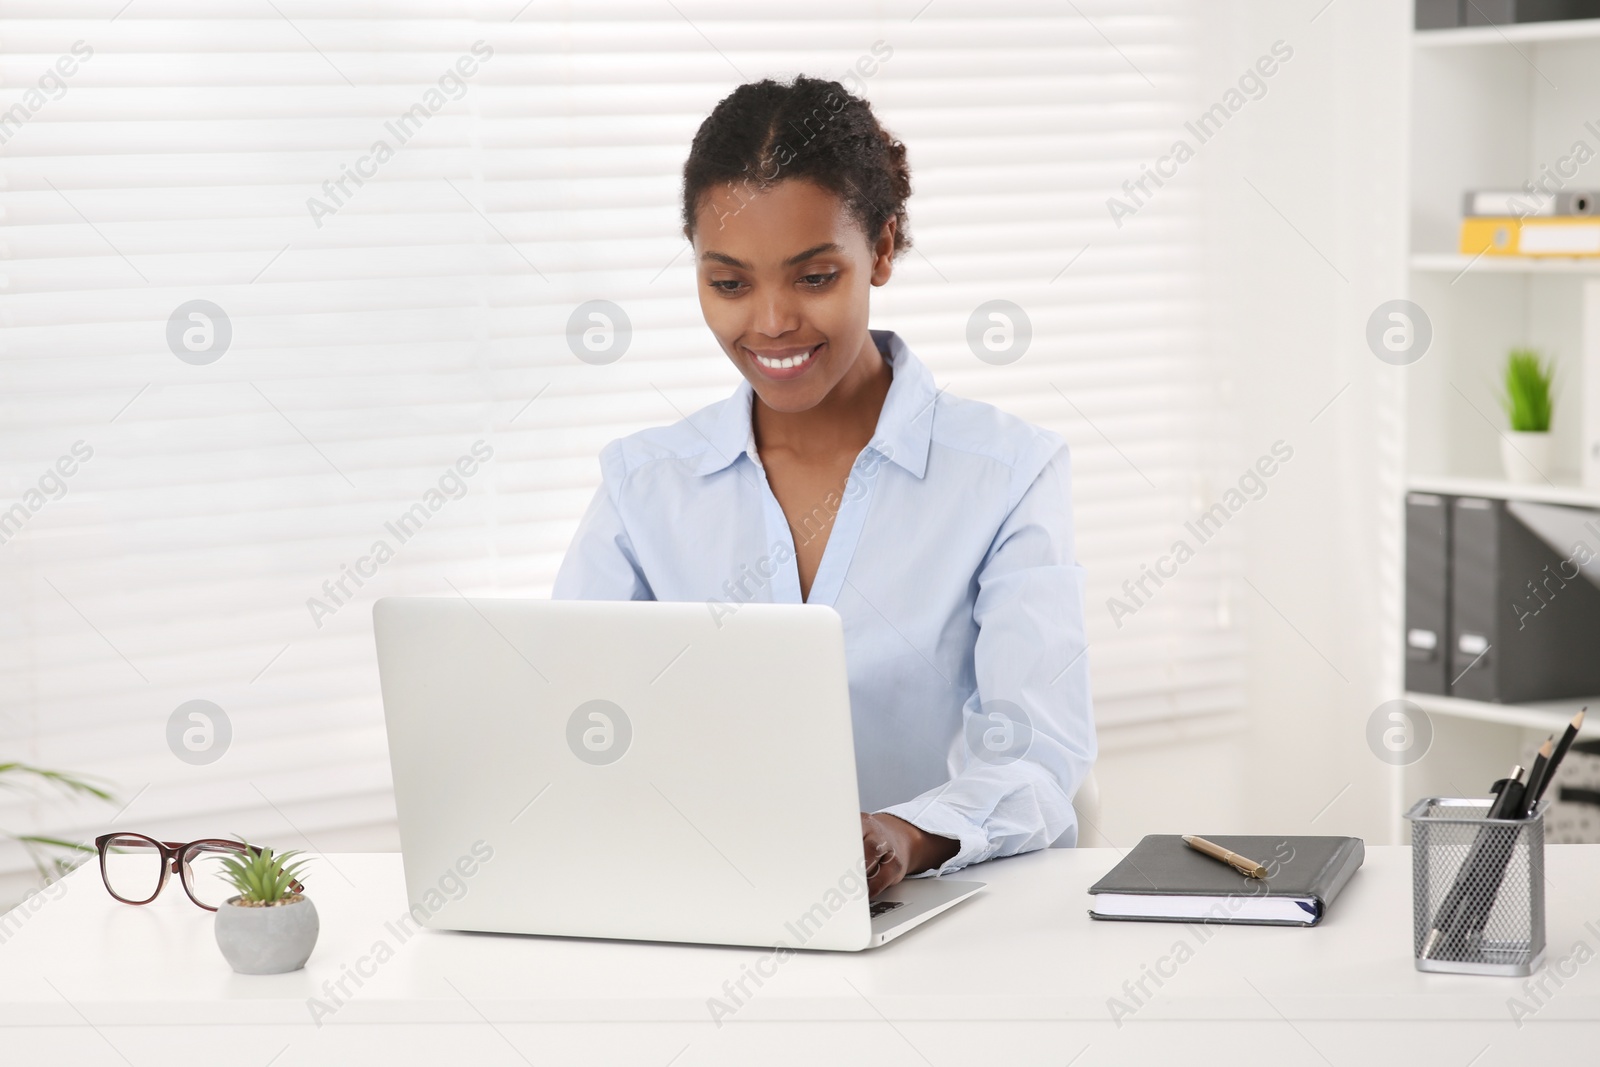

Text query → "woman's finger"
[865,843,894,880]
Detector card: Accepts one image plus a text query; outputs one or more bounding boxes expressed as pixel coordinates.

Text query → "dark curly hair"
[681,74,912,258]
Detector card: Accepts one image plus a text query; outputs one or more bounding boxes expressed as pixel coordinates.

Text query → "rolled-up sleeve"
[877,440,1096,874]
[552,441,655,602]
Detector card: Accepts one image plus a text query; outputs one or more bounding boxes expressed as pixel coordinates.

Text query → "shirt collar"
[693,329,937,479]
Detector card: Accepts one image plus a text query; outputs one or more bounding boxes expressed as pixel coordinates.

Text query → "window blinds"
[0,0,1238,885]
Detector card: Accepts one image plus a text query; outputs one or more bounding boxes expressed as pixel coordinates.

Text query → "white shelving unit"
[1414,17,1600,47]
[1406,473,1600,508]
[1401,17,1600,815]
[1404,691,1598,736]
[1411,252,1600,275]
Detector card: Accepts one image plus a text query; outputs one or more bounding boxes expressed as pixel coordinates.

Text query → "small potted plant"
[213,840,317,975]
[1498,347,1556,484]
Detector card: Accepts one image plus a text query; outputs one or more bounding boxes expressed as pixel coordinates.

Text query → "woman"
[554,75,1095,896]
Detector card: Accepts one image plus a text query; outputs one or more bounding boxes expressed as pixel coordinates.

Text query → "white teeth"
[753,346,815,370]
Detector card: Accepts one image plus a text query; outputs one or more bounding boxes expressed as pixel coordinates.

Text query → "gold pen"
[1183,835,1268,879]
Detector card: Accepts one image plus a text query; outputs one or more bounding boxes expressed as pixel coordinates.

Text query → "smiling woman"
[553,75,1097,896]
[680,76,911,603]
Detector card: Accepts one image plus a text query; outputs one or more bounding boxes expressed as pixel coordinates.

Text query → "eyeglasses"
[94,833,304,912]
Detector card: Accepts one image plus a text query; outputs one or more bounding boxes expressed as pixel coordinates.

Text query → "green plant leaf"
[0,763,115,802]
[214,839,310,902]
[15,835,96,853]
[0,763,116,888]
[4,832,96,885]
[1500,348,1556,432]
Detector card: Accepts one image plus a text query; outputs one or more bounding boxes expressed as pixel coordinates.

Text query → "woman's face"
[691,178,894,414]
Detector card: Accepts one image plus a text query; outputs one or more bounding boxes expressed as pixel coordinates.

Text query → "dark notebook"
[1088,835,1364,927]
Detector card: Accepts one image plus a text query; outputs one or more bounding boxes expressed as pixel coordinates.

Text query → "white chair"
[1069,769,1105,847]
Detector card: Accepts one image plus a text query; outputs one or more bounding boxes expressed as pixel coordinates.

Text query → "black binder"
[1449,496,1600,703]
[1415,0,1461,28]
[1405,492,1451,695]
[1463,1,1600,26]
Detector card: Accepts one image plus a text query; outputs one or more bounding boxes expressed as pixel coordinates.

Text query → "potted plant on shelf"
[1498,348,1556,485]
[213,840,317,975]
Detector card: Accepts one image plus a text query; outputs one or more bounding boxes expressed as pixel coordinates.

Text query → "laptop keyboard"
[869,900,905,918]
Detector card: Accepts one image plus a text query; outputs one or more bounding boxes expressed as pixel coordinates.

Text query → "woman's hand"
[859,812,959,896]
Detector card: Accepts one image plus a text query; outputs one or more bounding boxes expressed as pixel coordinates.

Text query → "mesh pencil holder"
[1406,796,1547,977]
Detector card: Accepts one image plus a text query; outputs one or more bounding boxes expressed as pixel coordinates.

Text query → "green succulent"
[218,839,311,905]
[1500,348,1555,433]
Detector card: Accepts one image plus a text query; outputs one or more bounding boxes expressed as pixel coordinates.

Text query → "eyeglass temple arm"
[193,843,308,892]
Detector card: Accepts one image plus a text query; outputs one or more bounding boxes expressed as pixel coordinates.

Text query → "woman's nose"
[750,288,800,337]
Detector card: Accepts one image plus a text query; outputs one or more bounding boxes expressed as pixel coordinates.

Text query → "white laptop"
[372,596,983,951]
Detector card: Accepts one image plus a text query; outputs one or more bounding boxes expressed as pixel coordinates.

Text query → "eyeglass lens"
[101,834,164,904]
[182,843,243,909]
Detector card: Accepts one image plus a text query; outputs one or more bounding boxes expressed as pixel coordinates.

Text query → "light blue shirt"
[552,329,1096,874]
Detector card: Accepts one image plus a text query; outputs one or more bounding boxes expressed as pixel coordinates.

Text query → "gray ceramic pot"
[214,895,319,974]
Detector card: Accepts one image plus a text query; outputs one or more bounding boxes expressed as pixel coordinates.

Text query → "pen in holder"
[1406,796,1547,976]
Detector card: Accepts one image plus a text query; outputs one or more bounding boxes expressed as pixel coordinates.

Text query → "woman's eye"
[708,279,744,293]
[800,273,837,288]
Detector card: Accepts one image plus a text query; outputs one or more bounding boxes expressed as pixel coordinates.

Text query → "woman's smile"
[746,342,824,380]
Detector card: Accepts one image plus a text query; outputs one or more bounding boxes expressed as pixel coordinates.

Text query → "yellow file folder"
[1460,216,1600,257]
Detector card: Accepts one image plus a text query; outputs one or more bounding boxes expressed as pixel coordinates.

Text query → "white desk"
[3,847,1598,1065]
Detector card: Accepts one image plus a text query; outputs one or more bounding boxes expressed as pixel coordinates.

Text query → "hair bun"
[681,75,913,257]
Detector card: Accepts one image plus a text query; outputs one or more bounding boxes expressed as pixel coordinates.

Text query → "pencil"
[1422,763,1523,960]
[1520,736,1554,819]
[1530,708,1586,809]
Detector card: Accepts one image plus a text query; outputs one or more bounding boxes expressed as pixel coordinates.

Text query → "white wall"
[1095,0,1410,845]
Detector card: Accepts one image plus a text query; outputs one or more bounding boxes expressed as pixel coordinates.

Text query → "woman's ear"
[870,217,896,287]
